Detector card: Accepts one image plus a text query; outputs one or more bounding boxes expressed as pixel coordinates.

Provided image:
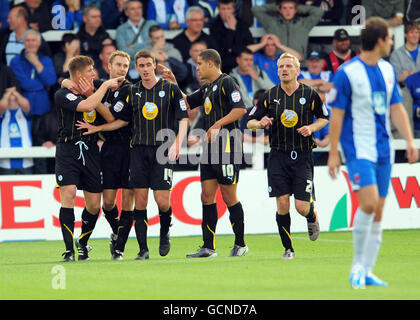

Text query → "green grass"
[1,230,420,300]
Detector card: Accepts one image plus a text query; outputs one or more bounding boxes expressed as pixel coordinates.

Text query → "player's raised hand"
[105,76,125,90]
[76,120,98,135]
[78,77,94,96]
[159,64,177,84]
[259,116,274,128]
[327,150,341,179]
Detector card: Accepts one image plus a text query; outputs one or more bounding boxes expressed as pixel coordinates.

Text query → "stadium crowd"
[0,0,419,175]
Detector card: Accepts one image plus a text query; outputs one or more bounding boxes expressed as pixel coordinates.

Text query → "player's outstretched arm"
[327,108,345,179]
[247,117,274,131]
[390,103,419,164]
[76,119,128,135]
[76,76,125,113]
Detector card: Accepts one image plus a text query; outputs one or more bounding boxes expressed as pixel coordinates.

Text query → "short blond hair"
[277,52,300,69]
[68,55,94,78]
[109,50,131,65]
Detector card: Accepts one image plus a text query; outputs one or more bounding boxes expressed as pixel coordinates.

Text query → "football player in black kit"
[247,53,329,260]
[78,50,189,260]
[55,55,124,262]
[162,49,249,258]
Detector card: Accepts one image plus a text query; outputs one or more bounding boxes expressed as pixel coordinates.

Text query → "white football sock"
[363,221,382,275]
[351,208,374,270]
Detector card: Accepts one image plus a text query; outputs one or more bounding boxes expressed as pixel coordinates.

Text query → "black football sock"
[78,208,100,246]
[59,207,75,252]
[228,202,245,247]
[103,205,120,234]
[202,203,218,250]
[133,209,148,251]
[115,210,133,252]
[305,202,316,223]
[276,212,293,251]
[159,207,172,236]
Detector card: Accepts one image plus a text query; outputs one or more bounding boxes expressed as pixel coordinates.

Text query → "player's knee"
[102,199,116,211]
[296,203,309,216]
[276,197,290,213]
[201,191,216,205]
[360,200,379,214]
[155,198,170,212]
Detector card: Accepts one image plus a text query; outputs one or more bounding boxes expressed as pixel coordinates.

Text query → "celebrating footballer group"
[54,19,418,288]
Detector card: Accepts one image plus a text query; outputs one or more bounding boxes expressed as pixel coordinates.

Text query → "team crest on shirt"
[159,90,166,98]
[142,102,159,120]
[299,97,306,105]
[204,97,212,115]
[372,91,386,115]
[83,110,96,123]
[281,109,298,128]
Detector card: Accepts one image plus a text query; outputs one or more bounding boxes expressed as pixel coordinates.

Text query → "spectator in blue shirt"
[298,51,334,95]
[147,0,189,30]
[0,0,9,30]
[405,70,420,138]
[249,33,302,85]
[10,29,57,173]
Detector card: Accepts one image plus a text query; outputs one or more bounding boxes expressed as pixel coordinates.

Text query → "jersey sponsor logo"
[281,109,298,128]
[83,110,96,123]
[65,93,77,101]
[142,102,159,120]
[179,98,187,111]
[113,100,124,112]
[204,97,212,115]
[231,90,241,103]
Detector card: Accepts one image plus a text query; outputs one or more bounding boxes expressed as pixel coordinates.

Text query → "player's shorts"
[346,158,392,197]
[101,140,130,189]
[267,149,314,201]
[129,145,173,190]
[55,141,102,193]
[200,163,241,185]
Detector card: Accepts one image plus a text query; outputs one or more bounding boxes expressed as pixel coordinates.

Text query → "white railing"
[41,25,405,49]
[1,139,418,170]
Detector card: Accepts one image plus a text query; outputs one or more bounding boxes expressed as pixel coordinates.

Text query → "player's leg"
[113,188,135,260]
[219,182,248,257]
[276,194,294,260]
[268,150,294,259]
[363,197,388,286]
[102,189,120,236]
[346,159,380,289]
[153,189,172,257]
[133,188,150,260]
[75,191,101,261]
[58,185,77,262]
[293,152,319,241]
[350,184,379,289]
[363,161,392,286]
[186,176,219,258]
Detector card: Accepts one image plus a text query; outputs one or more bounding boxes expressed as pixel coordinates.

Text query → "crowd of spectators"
[0,0,419,174]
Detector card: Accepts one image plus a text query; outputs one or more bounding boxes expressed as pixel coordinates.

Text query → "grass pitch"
[1,230,420,300]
